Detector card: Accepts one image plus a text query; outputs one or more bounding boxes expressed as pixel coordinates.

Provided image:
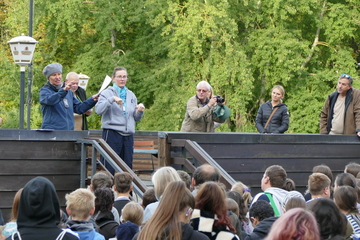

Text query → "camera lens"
[216,95,225,103]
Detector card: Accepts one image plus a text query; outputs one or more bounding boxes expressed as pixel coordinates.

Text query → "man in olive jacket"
[180,81,225,132]
[320,74,360,136]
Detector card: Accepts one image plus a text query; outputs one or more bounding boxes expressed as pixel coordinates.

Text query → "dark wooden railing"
[161,132,360,195]
[1,129,360,222]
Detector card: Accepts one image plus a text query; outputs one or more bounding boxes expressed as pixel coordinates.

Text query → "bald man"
[65,72,93,130]
[191,164,220,196]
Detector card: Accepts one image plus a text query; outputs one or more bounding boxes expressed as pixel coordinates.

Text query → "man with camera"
[180,81,227,132]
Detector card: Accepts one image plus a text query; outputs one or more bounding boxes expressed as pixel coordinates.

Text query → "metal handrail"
[171,139,236,189]
[77,138,147,198]
[189,141,236,188]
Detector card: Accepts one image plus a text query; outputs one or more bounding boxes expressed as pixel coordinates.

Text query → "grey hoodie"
[95,87,143,134]
[252,187,289,216]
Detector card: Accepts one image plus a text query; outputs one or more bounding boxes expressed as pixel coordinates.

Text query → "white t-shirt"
[330,96,345,135]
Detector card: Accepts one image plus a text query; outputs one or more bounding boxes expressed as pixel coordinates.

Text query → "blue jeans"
[100,129,134,174]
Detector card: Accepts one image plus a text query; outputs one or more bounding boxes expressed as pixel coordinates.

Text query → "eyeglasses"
[115,75,127,79]
[197,89,208,93]
[340,74,352,79]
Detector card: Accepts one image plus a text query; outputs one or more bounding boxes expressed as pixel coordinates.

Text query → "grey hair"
[152,167,181,199]
[339,74,353,86]
[196,81,211,91]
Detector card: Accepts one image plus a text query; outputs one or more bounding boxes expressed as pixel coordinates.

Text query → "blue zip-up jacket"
[40,82,96,130]
[95,87,143,134]
[67,220,105,240]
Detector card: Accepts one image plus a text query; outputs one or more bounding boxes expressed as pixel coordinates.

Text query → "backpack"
[98,220,118,229]
[265,190,305,216]
[12,229,69,240]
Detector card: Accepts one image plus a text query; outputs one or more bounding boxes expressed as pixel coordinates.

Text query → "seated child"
[93,188,119,240]
[113,172,133,217]
[141,188,157,209]
[8,177,78,240]
[116,202,144,240]
[65,188,105,240]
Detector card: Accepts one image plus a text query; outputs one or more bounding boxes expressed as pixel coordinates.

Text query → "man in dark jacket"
[320,73,360,135]
[245,200,278,240]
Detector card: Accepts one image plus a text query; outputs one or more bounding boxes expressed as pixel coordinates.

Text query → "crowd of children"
[1,162,360,240]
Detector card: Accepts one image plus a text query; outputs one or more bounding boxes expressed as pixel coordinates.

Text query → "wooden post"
[157,132,171,167]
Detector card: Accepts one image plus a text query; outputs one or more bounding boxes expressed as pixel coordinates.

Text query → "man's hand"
[208,96,217,107]
[357,132,360,137]
[63,81,77,91]
[92,94,99,101]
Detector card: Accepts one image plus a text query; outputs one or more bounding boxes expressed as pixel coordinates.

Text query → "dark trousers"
[100,129,134,175]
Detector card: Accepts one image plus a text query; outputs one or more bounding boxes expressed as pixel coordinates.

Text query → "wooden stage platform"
[0,129,359,221]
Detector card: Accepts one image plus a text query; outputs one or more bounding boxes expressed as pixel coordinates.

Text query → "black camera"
[215,95,225,104]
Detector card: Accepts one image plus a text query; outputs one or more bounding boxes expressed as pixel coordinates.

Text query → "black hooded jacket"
[244,217,278,240]
[181,223,210,240]
[6,177,79,240]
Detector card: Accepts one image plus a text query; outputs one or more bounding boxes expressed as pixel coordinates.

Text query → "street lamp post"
[27,0,34,130]
[8,34,38,129]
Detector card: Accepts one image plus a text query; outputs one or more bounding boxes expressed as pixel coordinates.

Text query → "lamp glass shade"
[78,73,90,90]
[8,35,38,66]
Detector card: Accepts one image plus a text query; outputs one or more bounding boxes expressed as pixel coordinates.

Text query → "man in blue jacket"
[40,63,98,130]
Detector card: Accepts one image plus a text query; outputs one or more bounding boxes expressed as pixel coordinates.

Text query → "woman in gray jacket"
[255,85,289,134]
[96,67,145,173]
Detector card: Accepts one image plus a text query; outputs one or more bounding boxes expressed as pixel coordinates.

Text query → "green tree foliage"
[0,0,359,133]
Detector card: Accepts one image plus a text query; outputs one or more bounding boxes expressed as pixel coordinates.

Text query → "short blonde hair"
[65,188,95,220]
[122,202,144,226]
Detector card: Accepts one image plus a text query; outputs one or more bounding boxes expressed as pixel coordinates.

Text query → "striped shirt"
[346,212,360,238]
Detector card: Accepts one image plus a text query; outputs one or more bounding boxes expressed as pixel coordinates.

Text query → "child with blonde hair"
[65,188,105,240]
[231,182,253,234]
[231,182,252,210]
[116,202,144,240]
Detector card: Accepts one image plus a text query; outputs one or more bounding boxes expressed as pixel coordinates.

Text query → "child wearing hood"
[6,177,78,240]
